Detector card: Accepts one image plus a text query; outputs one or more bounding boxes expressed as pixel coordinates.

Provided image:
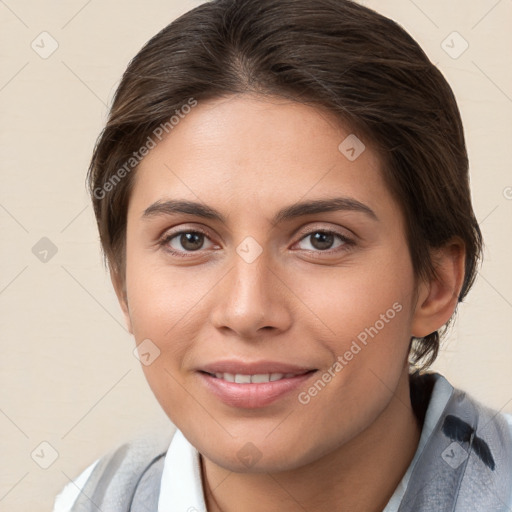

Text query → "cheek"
[125,251,207,340]
[305,248,415,347]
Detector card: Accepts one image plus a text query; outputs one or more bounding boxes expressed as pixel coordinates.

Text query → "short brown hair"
[87,0,483,370]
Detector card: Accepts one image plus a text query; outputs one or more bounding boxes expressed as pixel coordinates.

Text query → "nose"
[210,249,293,340]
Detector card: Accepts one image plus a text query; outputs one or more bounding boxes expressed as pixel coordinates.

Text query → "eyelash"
[158,226,355,258]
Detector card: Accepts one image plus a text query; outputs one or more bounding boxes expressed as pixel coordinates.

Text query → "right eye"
[159,228,217,256]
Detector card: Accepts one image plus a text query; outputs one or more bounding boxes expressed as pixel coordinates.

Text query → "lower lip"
[198,371,316,409]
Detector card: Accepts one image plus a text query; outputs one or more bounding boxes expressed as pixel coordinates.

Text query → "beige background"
[0,0,511,510]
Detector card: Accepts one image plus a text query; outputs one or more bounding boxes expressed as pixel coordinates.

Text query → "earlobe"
[109,266,133,335]
[411,239,466,338]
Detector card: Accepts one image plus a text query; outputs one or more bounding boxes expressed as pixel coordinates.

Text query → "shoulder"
[52,429,176,512]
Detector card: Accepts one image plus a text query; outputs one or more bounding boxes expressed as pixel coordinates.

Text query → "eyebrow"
[141,197,378,224]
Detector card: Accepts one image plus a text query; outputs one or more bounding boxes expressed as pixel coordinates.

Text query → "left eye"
[296,231,350,252]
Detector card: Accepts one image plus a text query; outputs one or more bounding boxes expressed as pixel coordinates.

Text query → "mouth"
[196,363,318,408]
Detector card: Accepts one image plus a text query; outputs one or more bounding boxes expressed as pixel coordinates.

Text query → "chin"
[199,434,328,474]
[205,449,304,474]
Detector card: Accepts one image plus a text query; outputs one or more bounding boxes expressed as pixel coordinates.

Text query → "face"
[119,94,421,472]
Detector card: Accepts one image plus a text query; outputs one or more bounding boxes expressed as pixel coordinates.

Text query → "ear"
[411,238,466,338]
[110,265,133,335]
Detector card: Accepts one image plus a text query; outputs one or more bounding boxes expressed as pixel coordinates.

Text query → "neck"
[201,367,422,512]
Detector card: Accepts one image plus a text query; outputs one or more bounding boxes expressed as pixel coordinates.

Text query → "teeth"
[210,372,299,383]
[251,373,271,383]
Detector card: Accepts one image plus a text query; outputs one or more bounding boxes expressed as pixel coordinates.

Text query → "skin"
[112,94,465,512]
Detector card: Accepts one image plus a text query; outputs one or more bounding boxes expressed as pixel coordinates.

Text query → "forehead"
[130,94,394,222]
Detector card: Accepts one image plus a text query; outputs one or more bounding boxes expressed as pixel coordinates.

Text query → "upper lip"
[198,360,316,375]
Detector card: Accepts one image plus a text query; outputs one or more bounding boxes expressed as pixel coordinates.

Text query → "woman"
[54,0,512,510]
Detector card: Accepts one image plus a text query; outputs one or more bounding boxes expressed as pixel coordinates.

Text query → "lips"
[196,360,317,408]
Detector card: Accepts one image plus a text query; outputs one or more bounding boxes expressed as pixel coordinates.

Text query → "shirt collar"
[159,428,207,512]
